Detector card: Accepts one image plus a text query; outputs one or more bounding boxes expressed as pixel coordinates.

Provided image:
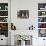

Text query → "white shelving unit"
[0,16,8,17]
[38,3,46,37]
[0,3,8,33]
[0,3,8,22]
[38,28,46,29]
[0,10,8,11]
[38,22,46,23]
[0,2,9,45]
[38,10,46,11]
[38,16,46,17]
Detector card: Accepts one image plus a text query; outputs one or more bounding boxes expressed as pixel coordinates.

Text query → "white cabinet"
[0,0,8,45]
[38,3,46,46]
[38,3,46,37]
[38,37,46,46]
[0,0,11,45]
[0,35,8,45]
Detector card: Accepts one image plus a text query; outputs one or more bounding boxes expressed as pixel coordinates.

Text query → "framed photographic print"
[17,10,29,19]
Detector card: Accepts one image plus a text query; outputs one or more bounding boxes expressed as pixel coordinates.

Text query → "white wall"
[0,0,8,3]
[11,0,38,45]
[11,0,38,30]
[11,0,46,46]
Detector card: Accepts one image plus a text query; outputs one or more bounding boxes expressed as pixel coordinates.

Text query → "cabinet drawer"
[0,37,8,45]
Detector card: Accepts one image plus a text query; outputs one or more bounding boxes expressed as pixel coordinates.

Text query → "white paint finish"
[11,0,46,46]
[11,0,38,30]
[11,0,37,46]
[0,0,8,3]
[11,0,15,22]
[0,35,8,45]
[0,0,9,45]
[10,30,15,45]
[14,30,38,37]
[11,0,46,30]
[38,0,46,3]
[32,37,46,46]
[32,37,38,46]
[8,0,11,30]
[9,30,32,35]
[21,40,25,46]
[8,30,11,45]
[38,37,46,46]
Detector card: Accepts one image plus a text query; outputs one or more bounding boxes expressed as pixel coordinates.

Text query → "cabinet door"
[38,38,44,46]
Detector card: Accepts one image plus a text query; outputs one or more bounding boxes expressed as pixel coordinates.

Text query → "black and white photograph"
[17,10,29,19]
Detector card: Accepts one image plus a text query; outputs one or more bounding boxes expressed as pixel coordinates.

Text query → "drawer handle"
[1,39,3,40]
[43,39,45,40]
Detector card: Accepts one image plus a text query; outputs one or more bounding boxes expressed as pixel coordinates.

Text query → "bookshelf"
[0,3,8,37]
[38,3,46,37]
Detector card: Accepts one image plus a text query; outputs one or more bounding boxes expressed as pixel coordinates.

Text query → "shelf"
[38,10,46,11]
[0,3,8,37]
[38,28,46,29]
[38,22,46,23]
[0,16,8,17]
[38,15,46,17]
[0,10,8,11]
[0,22,8,23]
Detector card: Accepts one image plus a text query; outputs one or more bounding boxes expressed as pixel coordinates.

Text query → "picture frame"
[17,10,29,19]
